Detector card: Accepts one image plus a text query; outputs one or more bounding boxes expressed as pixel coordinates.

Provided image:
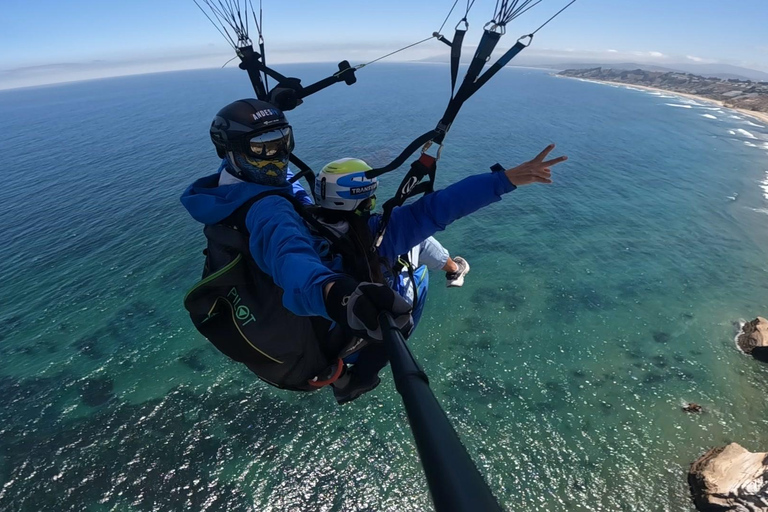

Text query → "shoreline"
[561,76,768,126]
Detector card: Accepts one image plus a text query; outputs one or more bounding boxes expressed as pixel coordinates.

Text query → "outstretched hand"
[504,144,568,186]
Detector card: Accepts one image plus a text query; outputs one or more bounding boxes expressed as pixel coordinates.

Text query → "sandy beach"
[562,77,768,126]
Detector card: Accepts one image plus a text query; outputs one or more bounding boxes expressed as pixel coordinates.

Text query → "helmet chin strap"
[226,151,247,179]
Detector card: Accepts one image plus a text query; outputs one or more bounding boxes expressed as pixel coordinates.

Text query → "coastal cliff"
[558,68,768,115]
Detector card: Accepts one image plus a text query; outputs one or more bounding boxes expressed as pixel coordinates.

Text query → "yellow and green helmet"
[315,158,378,211]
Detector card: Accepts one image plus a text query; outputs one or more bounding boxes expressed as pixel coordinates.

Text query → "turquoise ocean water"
[1,64,768,511]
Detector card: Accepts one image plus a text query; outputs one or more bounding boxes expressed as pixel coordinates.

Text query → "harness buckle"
[420,141,444,162]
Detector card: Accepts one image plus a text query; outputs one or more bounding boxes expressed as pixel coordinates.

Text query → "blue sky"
[2,0,768,88]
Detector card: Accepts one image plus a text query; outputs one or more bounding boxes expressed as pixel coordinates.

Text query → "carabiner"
[517,33,533,47]
[483,21,506,35]
[421,140,444,162]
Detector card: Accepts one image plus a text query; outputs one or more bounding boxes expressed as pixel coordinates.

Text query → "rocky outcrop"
[683,403,703,413]
[688,443,768,511]
[737,318,768,363]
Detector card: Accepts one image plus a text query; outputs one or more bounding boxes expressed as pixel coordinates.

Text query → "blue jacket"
[181,164,516,320]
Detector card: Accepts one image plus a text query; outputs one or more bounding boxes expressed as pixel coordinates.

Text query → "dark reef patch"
[73,334,105,360]
[470,285,525,312]
[180,348,208,372]
[642,372,670,385]
[462,315,486,333]
[652,331,670,344]
[79,377,114,407]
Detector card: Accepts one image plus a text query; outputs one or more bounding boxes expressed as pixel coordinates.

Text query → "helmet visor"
[248,127,294,160]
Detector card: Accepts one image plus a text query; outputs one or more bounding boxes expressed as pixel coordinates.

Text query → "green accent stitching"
[183,254,243,303]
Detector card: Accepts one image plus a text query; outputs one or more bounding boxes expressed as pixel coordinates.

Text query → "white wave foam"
[745,141,758,147]
[737,129,757,139]
[734,320,747,349]
[665,103,693,109]
[701,107,722,111]
[730,115,743,120]
[745,120,766,128]
[701,114,717,119]
[728,130,737,135]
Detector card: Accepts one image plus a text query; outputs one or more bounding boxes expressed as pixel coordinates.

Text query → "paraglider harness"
[183,190,372,391]
[192,1,578,510]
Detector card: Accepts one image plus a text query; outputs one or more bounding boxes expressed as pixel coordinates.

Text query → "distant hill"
[416,54,768,82]
[559,67,768,114]
[547,62,768,82]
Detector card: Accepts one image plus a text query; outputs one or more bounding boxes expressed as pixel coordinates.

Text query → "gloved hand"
[325,277,413,341]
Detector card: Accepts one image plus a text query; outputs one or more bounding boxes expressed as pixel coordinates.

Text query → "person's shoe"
[446,256,470,288]
[332,370,381,405]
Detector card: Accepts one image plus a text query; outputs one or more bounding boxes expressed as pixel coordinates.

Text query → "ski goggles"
[247,127,294,160]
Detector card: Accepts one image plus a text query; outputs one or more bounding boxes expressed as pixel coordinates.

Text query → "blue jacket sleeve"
[374,171,516,262]
[246,195,339,319]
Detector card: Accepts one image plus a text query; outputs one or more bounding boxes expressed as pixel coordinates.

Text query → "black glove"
[325,277,413,341]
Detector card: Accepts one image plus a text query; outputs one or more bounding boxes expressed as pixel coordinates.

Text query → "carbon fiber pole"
[380,313,504,512]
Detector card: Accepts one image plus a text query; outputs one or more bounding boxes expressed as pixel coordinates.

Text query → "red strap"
[307,358,345,388]
[418,153,436,168]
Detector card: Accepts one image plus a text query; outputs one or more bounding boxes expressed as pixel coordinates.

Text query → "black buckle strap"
[449,21,468,97]
[434,29,503,144]
[366,130,438,179]
[374,154,438,249]
[287,153,316,191]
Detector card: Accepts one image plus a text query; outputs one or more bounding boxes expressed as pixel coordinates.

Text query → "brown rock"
[737,317,768,362]
[683,403,703,413]
[688,443,768,511]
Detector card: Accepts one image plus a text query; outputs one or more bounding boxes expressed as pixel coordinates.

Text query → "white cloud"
[687,55,704,62]
[607,49,618,53]
[648,51,665,58]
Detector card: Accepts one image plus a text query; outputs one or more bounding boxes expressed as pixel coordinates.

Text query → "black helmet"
[210,99,295,184]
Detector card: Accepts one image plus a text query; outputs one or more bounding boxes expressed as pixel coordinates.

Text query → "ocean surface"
[1,63,768,511]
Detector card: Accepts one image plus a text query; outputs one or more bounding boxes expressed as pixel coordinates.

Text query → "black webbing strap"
[237,45,269,100]
[434,29,502,143]
[374,154,438,248]
[471,36,530,92]
[366,130,438,179]
[288,154,316,191]
[449,22,468,96]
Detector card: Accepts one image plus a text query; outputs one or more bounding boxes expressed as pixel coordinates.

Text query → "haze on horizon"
[2,0,768,90]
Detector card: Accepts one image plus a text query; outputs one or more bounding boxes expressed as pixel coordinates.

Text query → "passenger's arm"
[376,144,567,261]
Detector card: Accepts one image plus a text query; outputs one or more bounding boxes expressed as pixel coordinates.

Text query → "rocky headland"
[688,443,768,511]
[737,317,768,363]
